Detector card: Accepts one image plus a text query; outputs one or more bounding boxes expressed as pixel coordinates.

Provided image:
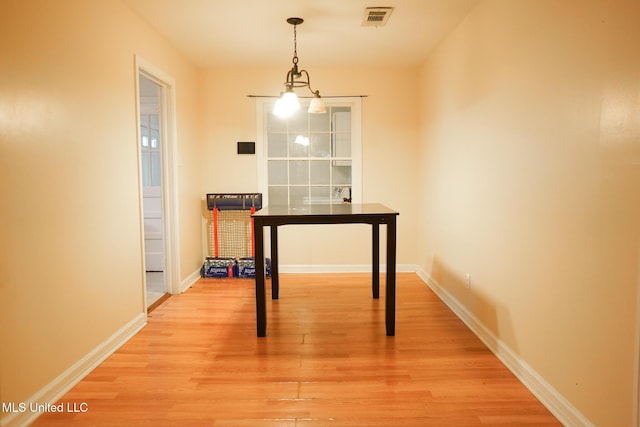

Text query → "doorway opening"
[139,73,166,307]
[135,57,180,310]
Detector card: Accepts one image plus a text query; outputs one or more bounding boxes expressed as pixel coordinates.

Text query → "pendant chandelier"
[273,17,326,117]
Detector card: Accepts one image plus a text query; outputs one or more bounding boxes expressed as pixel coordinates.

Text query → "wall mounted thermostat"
[237,141,255,155]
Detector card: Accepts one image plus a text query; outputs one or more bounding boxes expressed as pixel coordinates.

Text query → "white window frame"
[256,97,362,206]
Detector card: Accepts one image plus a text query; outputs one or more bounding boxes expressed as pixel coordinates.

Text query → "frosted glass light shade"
[308,96,326,114]
[273,91,300,117]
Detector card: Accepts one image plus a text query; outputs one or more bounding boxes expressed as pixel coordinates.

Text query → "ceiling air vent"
[362,7,394,27]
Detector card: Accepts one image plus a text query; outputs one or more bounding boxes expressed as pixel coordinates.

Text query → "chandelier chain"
[292,23,298,65]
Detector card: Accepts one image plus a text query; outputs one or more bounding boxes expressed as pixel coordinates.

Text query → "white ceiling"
[123,0,479,68]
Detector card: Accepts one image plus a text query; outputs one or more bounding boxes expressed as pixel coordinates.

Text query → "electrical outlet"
[465,273,471,289]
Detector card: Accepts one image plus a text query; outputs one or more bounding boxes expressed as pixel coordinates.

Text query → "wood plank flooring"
[32,273,561,426]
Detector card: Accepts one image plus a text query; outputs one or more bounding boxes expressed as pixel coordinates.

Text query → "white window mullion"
[256,97,361,206]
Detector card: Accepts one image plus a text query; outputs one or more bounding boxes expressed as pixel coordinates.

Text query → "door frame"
[135,55,181,304]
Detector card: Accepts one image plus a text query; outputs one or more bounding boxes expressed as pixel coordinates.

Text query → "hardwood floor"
[32,273,561,426]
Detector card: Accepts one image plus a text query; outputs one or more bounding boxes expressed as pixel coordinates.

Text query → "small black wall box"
[237,141,255,155]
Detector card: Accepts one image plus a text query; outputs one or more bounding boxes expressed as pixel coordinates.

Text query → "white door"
[143,186,164,271]
[139,75,165,272]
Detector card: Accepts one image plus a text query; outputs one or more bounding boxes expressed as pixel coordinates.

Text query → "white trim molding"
[1,314,146,427]
[414,266,594,427]
[181,267,203,293]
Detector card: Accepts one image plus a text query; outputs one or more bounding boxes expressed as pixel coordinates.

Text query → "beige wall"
[0,0,202,411]
[3,0,639,425]
[199,66,421,266]
[417,0,640,425]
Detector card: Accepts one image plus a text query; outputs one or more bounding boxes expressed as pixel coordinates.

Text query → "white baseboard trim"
[279,263,417,274]
[180,267,202,293]
[414,266,593,427]
[1,313,147,427]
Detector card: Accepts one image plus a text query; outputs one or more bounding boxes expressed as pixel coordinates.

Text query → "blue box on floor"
[201,257,238,278]
[237,257,271,278]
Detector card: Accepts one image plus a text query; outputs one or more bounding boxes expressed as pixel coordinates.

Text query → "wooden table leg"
[270,225,279,299]
[255,223,266,337]
[372,223,380,299]
[385,217,397,336]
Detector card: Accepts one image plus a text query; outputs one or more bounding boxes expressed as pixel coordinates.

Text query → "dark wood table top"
[252,203,398,219]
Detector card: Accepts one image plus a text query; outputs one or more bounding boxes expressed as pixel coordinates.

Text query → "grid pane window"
[310,133,331,157]
[264,101,355,207]
[310,161,330,185]
[268,186,288,206]
[140,113,161,187]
